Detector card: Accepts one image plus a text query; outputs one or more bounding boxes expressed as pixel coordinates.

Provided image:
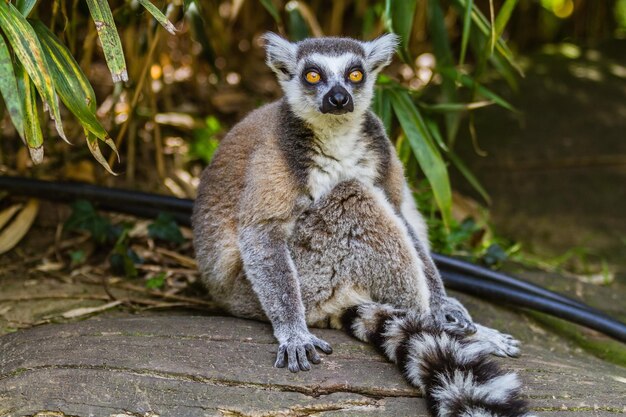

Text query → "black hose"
[443,270,626,343]
[0,176,195,215]
[432,253,597,313]
[1,176,625,343]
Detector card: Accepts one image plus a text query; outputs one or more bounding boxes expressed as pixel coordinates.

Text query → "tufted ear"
[362,33,399,73]
[262,32,298,81]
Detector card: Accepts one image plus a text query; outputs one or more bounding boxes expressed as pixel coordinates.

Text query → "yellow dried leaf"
[0,199,39,255]
[0,204,22,230]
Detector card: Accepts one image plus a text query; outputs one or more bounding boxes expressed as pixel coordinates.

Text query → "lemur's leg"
[397,184,476,335]
[291,180,434,322]
[441,297,520,356]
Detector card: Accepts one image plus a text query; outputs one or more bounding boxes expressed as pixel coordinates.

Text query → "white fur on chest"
[307,128,378,201]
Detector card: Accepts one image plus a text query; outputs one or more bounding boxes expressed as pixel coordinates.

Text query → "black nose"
[329,91,349,107]
[321,86,354,114]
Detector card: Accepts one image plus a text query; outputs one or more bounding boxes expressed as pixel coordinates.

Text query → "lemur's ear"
[363,33,399,73]
[262,32,297,81]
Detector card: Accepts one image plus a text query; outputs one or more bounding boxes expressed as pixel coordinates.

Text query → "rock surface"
[1,315,625,417]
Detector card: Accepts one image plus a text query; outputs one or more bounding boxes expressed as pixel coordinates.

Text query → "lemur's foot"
[435,297,477,336]
[274,331,333,372]
[470,324,521,358]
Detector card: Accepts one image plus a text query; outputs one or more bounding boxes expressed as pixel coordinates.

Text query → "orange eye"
[349,70,363,83]
[305,71,321,84]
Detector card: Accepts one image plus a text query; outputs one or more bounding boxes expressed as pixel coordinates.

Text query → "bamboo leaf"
[85,0,128,82]
[451,0,522,75]
[449,152,491,204]
[427,0,461,144]
[438,66,517,112]
[420,100,494,112]
[459,0,473,65]
[384,0,417,63]
[86,130,118,175]
[390,89,452,228]
[137,0,177,35]
[15,62,44,164]
[373,86,393,135]
[260,0,282,23]
[31,20,119,173]
[0,34,25,141]
[0,0,67,142]
[15,0,37,17]
[424,117,448,152]
[494,0,518,40]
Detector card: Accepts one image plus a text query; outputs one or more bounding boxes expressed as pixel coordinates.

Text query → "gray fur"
[192,35,515,389]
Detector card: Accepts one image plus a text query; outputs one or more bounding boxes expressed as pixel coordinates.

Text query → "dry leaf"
[0,199,39,255]
[0,203,22,230]
[61,300,123,319]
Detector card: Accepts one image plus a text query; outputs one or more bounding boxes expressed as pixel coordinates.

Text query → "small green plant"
[189,116,222,164]
[64,200,183,279]
[145,272,167,289]
[148,212,185,245]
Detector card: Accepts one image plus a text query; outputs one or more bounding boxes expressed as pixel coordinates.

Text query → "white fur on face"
[281,52,375,130]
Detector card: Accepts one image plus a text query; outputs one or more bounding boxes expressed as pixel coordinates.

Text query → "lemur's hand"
[274,330,333,372]
[434,297,477,336]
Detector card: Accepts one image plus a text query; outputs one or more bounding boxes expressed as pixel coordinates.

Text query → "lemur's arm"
[238,223,332,371]
[238,148,332,372]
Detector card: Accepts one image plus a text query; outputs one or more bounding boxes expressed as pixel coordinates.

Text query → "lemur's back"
[192,101,283,309]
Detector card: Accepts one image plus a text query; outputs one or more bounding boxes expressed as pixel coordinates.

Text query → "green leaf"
[0,1,67,142]
[65,200,121,245]
[373,86,393,135]
[148,213,185,244]
[146,272,166,289]
[427,0,461,145]
[389,89,452,228]
[459,0,473,65]
[451,0,522,75]
[448,152,491,204]
[260,0,282,24]
[137,0,177,35]
[85,0,128,82]
[419,101,494,113]
[15,62,43,164]
[384,0,417,63]
[424,117,448,152]
[438,66,517,112]
[0,34,25,141]
[15,0,37,17]
[69,249,87,266]
[494,0,518,40]
[286,4,309,41]
[30,20,119,173]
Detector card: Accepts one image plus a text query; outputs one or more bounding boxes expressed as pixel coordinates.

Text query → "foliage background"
[0,0,624,263]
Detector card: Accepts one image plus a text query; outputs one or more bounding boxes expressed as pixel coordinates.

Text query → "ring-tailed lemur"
[192,33,533,416]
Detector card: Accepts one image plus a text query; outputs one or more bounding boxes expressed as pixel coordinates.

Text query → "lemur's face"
[263,34,398,125]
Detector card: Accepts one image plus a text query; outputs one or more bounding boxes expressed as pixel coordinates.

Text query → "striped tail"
[341,303,534,417]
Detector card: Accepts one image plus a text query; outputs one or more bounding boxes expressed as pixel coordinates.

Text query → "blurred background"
[0,0,624,285]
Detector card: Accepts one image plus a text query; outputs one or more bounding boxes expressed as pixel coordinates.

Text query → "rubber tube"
[1,176,625,342]
[432,253,597,313]
[443,270,626,343]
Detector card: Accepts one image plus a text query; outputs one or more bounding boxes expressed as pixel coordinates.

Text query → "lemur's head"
[263,33,398,126]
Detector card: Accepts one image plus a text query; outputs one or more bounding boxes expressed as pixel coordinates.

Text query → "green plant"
[64,200,184,278]
[1,0,522,227]
[0,0,175,172]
